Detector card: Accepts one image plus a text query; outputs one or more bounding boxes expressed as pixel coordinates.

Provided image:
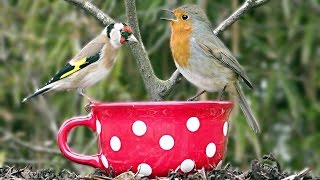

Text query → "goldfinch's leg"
[77,89,94,112]
[218,85,227,100]
[77,89,94,102]
[188,90,206,101]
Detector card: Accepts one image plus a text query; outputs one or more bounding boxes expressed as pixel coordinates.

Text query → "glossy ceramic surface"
[57,101,233,177]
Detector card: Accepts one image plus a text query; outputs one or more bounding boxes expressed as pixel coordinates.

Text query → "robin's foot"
[217,85,227,100]
[188,90,206,101]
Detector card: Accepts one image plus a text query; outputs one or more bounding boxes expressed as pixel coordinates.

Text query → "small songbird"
[22,22,138,103]
[162,5,260,133]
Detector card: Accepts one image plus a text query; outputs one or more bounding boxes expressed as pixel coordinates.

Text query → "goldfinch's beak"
[128,34,138,42]
[160,9,176,21]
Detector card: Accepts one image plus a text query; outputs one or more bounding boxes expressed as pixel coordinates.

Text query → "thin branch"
[0,128,60,154]
[28,79,59,137]
[214,0,270,35]
[282,168,311,180]
[64,0,270,100]
[147,27,170,56]
[12,138,61,154]
[159,70,182,97]
[64,0,114,25]
[124,0,163,100]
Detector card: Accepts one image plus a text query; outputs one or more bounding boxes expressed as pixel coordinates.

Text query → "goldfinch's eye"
[121,31,130,40]
[182,15,188,20]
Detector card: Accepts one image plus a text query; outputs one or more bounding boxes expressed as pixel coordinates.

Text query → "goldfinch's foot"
[84,102,92,113]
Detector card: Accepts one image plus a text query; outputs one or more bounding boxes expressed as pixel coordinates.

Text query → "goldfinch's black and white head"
[105,22,138,48]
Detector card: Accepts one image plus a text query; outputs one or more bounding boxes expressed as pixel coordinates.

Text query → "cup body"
[58,101,233,177]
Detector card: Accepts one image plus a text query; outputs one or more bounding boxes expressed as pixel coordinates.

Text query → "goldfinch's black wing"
[21,35,106,103]
[45,34,107,85]
[196,37,253,89]
[21,53,101,103]
[45,52,101,86]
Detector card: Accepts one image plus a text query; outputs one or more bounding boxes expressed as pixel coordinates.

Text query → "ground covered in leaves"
[1,154,319,180]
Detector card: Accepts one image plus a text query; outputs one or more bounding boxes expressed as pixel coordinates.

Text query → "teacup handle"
[57,115,104,169]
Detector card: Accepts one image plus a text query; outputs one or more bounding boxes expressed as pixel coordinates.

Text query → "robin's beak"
[160,9,176,22]
[127,34,138,43]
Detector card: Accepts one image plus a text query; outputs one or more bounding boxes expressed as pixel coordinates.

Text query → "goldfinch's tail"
[21,87,51,103]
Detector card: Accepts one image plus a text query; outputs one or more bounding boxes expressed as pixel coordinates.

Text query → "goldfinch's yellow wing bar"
[45,52,101,85]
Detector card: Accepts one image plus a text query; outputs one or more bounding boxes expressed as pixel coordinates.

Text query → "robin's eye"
[182,15,188,20]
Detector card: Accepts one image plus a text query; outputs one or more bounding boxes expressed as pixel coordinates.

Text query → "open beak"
[160,9,176,21]
[127,34,138,43]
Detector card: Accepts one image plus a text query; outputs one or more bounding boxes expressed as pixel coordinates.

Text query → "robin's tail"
[233,81,260,133]
[21,87,51,103]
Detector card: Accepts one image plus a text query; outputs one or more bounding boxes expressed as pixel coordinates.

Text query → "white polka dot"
[223,122,228,136]
[186,117,200,132]
[101,155,109,168]
[137,163,152,176]
[96,120,101,135]
[180,159,195,173]
[159,135,174,150]
[132,120,147,136]
[206,143,216,158]
[110,136,121,151]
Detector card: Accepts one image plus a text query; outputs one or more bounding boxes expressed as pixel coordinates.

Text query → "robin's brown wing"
[195,37,253,89]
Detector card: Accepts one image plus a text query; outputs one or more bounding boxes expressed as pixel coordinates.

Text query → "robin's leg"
[77,89,94,112]
[218,85,227,100]
[188,90,206,101]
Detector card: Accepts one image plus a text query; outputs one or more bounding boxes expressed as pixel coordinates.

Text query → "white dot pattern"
[186,117,200,132]
[132,120,147,136]
[101,155,109,168]
[206,143,216,158]
[96,120,101,135]
[223,122,228,136]
[98,115,227,176]
[138,163,152,176]
[110,136,121,151]
[180,159,195,173]
[159,135,174,150]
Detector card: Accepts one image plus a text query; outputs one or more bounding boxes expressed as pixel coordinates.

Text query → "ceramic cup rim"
[90,100,233,107]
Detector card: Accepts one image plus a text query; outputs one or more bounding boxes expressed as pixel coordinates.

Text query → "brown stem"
[64,0,270,100]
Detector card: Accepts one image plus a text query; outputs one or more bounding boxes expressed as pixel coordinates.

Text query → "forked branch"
[64,0,270,100]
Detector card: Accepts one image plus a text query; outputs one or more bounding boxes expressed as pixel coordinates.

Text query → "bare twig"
[147,27,170,56]
[124,0,164,100]
[0,128,60,154]
[64,0,270,100]
[281,168,311,180]
[214,0,270,35]
[64,0,114,25]
[26,79,59,137]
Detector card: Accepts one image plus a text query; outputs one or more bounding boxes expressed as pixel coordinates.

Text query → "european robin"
[162,4,260,133]
[22,22,138,103]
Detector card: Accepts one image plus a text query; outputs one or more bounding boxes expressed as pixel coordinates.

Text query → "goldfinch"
[22,22,138,103]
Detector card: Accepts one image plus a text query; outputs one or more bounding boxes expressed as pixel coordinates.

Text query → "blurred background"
[0,0,319,176]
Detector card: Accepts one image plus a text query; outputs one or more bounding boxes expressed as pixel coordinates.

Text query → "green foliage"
[0,0,319,175]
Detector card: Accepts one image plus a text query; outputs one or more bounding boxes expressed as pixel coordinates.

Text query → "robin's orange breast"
[170,21,192,68]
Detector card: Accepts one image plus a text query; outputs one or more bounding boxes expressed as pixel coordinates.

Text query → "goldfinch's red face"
[106,23,138,48]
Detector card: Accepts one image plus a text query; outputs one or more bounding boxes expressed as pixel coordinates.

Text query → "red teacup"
[57,101,233,177]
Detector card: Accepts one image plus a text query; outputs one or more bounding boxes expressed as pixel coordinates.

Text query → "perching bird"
[22,22,138,103]
[162,5,260,133]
